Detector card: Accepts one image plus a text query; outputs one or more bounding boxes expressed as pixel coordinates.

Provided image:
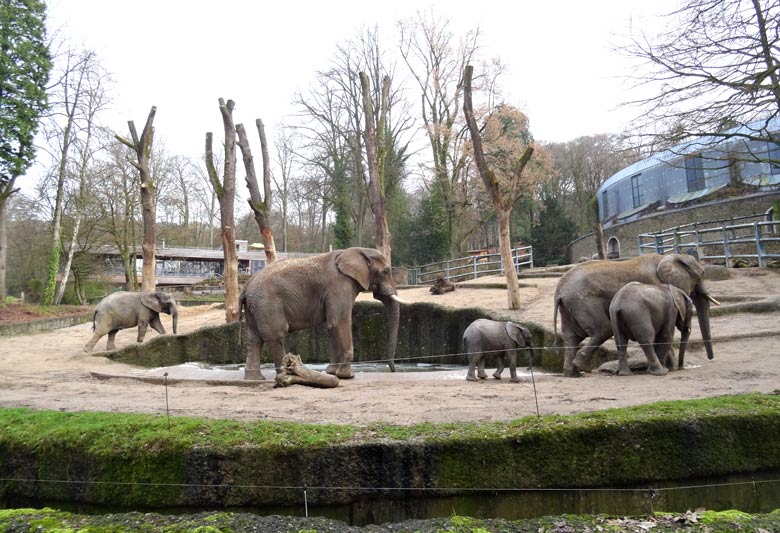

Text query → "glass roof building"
[596,118,780,227]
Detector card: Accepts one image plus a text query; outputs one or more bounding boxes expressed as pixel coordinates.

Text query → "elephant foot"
[648,366,668,376]
[466,374,479,382]
[572,353,591,373]
[244,369,266,380]
[510,377,521,383]
[562,367,582,378]
[617,367,633,376]
[326,363,355,380]
[492,370,503,379]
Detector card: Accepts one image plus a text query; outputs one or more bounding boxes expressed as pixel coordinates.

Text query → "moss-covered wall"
[1,395,779,509]
[107,302,566,372]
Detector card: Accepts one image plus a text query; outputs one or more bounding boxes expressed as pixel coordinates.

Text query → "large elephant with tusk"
[553,253,719,377]
[240,247,407,380]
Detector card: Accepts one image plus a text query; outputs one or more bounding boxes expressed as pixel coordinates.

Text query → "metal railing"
[407,246,533,285]
[638,218,780,267]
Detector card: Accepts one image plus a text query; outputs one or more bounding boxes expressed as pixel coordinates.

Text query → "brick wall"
[570,190,780,261]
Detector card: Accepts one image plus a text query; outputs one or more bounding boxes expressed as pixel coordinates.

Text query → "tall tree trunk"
[54,213,81,305]
[235,120,277,264]
[205,98,239,322]
[589,196,606,259]
[0,199,7,302]
[359,71,392,264]
[116,106,157,291]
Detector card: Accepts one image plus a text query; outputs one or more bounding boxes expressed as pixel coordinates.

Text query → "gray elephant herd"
[83,248,718,382]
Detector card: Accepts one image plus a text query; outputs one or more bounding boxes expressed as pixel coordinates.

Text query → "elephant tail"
[91,310,97,332]
[552,296,559,346]
[238,291,246,323]
[522,328,535,367]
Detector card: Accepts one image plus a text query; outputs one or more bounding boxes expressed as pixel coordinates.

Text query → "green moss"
[1,395,779,508]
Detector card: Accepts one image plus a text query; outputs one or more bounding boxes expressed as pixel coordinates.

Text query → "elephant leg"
[244,327,266,381]
[561,330,586,378]
[507,349,520,383]
[149,315,166,335]
[613,327,632,376]
[325,322,355,379]
[572,325,613,374]
[466,355,480,381]
[267,338,286,376]
[477,355,488,379]
[83,331,104,352]
[106,330,119,351]
[493,353,505,379]
[642,338,668,376]
[137,321,149,343]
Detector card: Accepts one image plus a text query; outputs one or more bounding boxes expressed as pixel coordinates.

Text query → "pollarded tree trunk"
[116,106,157,291]
[359,71,392,264]
[206,98,239,322]
[235,119,277,264]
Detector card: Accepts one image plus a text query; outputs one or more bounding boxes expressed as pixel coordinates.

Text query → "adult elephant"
[83,291,178,352]
[553,253,719,377]
[241,247,406,380]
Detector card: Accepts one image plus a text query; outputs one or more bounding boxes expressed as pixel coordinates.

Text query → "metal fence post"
[722,227,730,267]
[473,255,477,280]
[755,222,765,268]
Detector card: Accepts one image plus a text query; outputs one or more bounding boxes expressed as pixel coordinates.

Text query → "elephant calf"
[84,290,178,352]
[609,282,693,376]
[463,319,534,382]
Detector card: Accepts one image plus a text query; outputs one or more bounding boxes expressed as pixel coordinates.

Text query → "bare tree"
[624,0,780,153]
[116,106,157,291]
[273,126,298,253]
[205,98,239,322]
[236,119,277,263]
[40,49,106,305]
[399,12,502,256]
[54,55,110,304]
[464,65,553,310]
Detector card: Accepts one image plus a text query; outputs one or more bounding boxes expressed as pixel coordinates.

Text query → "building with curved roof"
[596,118,780,226]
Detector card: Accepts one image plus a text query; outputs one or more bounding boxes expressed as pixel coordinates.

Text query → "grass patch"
[1,393,779,450]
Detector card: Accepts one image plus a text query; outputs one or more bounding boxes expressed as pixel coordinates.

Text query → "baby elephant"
[84,291,178,352]
[609,282,693,376]
[463,318,534,382]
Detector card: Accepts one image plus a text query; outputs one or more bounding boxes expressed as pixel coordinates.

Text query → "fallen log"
[274,353,340,388]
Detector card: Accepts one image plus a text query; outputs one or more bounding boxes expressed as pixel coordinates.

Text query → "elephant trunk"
[677,325,691,369]
[171,306,179,335]
[692,290,713,360]
[384,296,400,372]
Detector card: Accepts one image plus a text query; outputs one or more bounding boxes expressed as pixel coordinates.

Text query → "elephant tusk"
[706,294,721,306]
[390,294,410,305]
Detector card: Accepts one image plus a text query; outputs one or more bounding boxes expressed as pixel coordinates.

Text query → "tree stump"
[274,353,340,388]
[429,277,455,295]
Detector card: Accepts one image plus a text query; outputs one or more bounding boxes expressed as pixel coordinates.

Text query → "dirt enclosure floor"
[1,269,779,426]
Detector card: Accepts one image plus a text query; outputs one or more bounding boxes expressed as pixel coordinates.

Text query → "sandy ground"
[1,268,779,426]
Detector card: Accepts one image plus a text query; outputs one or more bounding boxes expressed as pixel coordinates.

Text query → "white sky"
[41,0,675,183]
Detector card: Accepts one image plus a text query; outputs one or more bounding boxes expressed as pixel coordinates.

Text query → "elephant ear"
[335,248,370,290]
[657,254,702,294]
[504,322,527,347]
[140,292,162,313]
[670,286,693,329]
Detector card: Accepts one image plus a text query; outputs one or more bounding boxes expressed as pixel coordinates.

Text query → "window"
[685,156,705,191]
[630,173,643,208]
[768,142,780,175]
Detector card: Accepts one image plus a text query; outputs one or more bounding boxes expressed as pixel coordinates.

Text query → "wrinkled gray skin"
[241,247,403,380]
[609,282,693,376]
[463,319,534,383]
[554,253,717,377]
[83,291,178,352]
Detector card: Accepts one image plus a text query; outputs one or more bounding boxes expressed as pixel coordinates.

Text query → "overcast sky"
[39,0,676,197]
